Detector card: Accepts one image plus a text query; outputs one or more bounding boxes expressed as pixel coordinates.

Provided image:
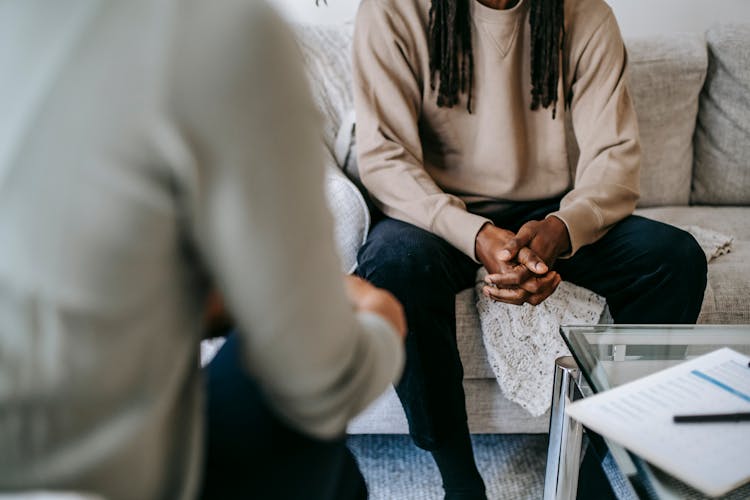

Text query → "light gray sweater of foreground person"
[0,0,404,498]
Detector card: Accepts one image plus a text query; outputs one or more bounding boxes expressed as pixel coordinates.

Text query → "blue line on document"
[690,370,750,404]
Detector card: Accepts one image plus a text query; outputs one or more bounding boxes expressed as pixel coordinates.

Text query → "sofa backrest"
[296,24,746,210]
[692,24,750,206]
[624,34,707,207]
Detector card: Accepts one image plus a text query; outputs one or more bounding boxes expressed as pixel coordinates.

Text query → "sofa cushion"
[457,288,496,379]
[635,206,750,324]
[625,34,707,207]
[692,25,750,205]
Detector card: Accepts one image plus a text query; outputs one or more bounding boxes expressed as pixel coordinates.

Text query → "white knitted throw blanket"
[475,225,733,417]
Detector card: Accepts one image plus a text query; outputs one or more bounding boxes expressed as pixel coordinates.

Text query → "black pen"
[673,412,750,423]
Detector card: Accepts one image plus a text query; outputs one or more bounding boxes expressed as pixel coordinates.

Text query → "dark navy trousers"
[200,334,367,500]
[356,200,707,450]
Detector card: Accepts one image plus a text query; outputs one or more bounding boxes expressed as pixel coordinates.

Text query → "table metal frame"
[543,356,585,500]
[543,357,668,500]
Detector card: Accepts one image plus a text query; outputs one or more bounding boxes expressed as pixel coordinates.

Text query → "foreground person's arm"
[171,2,404,439]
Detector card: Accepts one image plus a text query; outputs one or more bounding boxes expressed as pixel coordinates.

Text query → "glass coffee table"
[543,325,750,500]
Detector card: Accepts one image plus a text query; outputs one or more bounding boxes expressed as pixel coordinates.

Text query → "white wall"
[270,0,750,37]
[607,0,750,37]
[270,0,357,25]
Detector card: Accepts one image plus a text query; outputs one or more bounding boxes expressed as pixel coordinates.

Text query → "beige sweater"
[353,0,640,259]
[0,1,402,498]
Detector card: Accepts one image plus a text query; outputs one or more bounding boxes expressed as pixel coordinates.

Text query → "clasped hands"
[474,217,571,306]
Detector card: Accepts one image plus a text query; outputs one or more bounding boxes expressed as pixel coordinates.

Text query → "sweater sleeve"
[548,11,640,256]
[170,2,403,439]
[352,0,490,261]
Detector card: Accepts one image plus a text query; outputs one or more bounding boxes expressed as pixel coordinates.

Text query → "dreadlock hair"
[428,0,565,118]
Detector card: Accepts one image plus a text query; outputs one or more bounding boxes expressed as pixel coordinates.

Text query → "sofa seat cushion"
[457,288,496,380]
[636,207,750,323]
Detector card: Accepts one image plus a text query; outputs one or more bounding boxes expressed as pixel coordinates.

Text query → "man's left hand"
[498,216,571,271]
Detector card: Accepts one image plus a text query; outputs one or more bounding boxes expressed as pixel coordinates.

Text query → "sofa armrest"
[324,160,370,274]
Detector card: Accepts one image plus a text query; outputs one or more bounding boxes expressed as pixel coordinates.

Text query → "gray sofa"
[295,24,750,435]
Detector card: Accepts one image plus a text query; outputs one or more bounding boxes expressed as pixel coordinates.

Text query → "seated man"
[0,1,405,499]
[352,0,707,497]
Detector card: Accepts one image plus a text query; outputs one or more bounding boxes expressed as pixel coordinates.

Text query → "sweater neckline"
[471,0,529,23]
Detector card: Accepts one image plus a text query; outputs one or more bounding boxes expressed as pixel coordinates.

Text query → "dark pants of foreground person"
[356,199,708,451]
[200,334,367,500]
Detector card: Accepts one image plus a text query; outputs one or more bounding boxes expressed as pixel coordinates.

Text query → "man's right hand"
[474,223,561,306]
[344,275,407,340]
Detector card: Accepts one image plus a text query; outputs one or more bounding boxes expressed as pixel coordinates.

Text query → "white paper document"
[566,348,750,497]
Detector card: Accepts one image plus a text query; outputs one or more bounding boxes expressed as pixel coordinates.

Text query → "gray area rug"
[349,434,750,500]
[348,434,548,500]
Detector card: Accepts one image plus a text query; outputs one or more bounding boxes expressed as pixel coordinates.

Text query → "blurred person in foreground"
[0,1,405,499]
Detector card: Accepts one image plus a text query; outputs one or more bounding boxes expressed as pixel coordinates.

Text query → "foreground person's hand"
[204,290,233,338]
[344,275,407,339]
